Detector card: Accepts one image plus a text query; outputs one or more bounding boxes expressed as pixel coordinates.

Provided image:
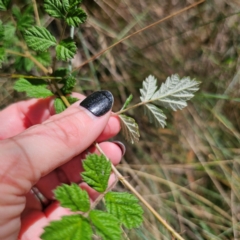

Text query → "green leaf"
[66,96,79,104]
[15,56,34,72]
[61,75,76,94]
[89,210,121,240]
[0,21,4,41]
[14,78,53,98]
[105,192,144,229]
[121,94,133,111]
[81,154,111,193]
[44,0,68,18]
[12,5,34,31]
[54,183,90,212]
[35,52,52,67]
[54,98,66,114]
[66,7,87,27]
[119,114,140,144]
[24,26,56,52]
[0,48,5,67]
[41,214,92,240]
[3,23,16,47]
[0,0,10,11]
[56,38,77,61]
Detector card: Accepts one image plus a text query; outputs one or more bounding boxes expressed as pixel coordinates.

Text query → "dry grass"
[2,0,240,239]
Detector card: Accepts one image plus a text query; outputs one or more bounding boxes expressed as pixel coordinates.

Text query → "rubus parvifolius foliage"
[0,0,200,239]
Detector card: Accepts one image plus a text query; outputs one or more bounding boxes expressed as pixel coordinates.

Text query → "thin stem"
[72,0,205,73]
[0,74,62,80]
[32,0,41,26]
[116,101,145,115]
[95,143,184,240]
[5,50,26,57]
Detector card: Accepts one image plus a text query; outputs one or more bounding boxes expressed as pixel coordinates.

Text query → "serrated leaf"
[15,56,34,72]
[81,154,111,193]
[0,0,10,11]
[40,214,92,240]
[54,98,66,114]
[14,78,53,98]
[12,5,34,31]
[66,7,87,26]
[24,26,56,52]
[143,104,166,128]
[140,75,158,101]
[3,23,16,47]
[119,114,140,144]
[43,0,69,18]
[54,183,90,212]
[61,75,76,94]
[105,192,144,229]
[151,74,200,111]
[56,38,77,61]
[89,210,121,240]
[0,21,4,41]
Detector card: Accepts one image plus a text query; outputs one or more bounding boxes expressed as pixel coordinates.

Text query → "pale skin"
[0,93,122,240]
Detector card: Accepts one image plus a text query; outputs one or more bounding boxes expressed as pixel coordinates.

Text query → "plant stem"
[32,0,41,26]
[71,0,205,73]
[95,143,184,240]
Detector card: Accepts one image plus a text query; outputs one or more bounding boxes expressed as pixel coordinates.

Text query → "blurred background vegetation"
[1,0,240,239]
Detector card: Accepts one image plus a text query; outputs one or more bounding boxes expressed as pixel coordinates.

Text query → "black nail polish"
[80,91,113,116]
[113,141,126,156]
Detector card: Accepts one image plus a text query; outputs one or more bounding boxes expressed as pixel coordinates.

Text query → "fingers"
[35,141,123,199]
[0,91,114,200]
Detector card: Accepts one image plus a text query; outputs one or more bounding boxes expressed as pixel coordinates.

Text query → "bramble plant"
[0,0,201,239]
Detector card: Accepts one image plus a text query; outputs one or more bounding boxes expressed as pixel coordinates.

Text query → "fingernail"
[80,91,114,117]
[113,141,126,156]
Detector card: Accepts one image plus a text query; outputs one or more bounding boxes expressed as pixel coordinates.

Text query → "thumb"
[0,91,114,194]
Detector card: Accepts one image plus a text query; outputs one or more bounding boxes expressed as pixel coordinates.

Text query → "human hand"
[0,91,123,240]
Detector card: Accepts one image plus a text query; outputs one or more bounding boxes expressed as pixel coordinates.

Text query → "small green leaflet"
[119,114,140,144]
[0,0,10,11]
[105,192,144,229]
[44,0,67,18]
[54,183,90,212]
[12,5,34,31]
[120,94,133,111]
[81,154,111,193]
[14,78,53,98]
[54,96,79,114]
[89,210,121,240]
[61,75,76,94]
[40,214,92,240]
[66,8,87,27]
[56,38,77,61]
[44,0,87,27]
[140,74,200,127]
[24,26,56,52]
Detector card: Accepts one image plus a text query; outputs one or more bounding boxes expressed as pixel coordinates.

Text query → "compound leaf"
[14,78,53,98]
[89,210,121,240]
[54,183,90,212]
[81,154,111,193]
[41,214,92,240]
[54,98,66,114]
[24,26,56,52]
[119,114,139,144]
[105,192,143,229]
[0,0,10,11]
[56,38,77,61]
[143,104,166,128]
[66,7,87,26]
